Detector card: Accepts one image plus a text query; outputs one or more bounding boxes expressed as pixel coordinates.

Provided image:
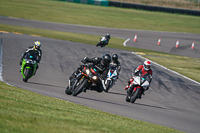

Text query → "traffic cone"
[157,38,161,45]
[191,42,195,49]
[134,34,137,42]
[175,40,179,48]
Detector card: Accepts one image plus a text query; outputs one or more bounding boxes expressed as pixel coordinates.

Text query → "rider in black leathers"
[109,54,121,78]
[70,54,111,92]
[20,41,42,74]
[104,33,111,45]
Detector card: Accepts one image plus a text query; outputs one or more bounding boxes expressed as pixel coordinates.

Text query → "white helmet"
[143,60,151,71]
[34,41,41,49]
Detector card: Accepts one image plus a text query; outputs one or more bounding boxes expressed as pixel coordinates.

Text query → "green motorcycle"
[21,53,37,82]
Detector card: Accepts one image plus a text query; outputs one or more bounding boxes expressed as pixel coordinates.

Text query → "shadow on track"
[27,81,63,88]
[105,91,126,96]
[78,95,169,110]
[134,103,169,110]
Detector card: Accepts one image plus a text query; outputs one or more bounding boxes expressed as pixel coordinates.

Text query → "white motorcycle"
[126,74,150,103]
[103,66,118,92]
[96,36,108,47]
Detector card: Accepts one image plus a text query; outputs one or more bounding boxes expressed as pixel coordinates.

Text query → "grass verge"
[0,81,183,133]
[0,0,200,34]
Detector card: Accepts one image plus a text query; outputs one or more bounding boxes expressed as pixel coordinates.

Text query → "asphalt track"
[1,16,200,133]
[0,16,200,58]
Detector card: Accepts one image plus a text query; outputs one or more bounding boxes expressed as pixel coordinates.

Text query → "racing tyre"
[96,42,100,47]
[130,88,140,103]
[105,80,111,92]
[72,79,88,96]
[23,68,30,82]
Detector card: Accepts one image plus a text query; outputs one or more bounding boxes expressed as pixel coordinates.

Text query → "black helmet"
[101,54,111,66]
[112,54,118,63]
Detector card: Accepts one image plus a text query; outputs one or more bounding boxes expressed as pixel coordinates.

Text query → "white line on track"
[0,33,4,81]
[122,38,200,86]
[123,38,130,46]
[131,52,200,86]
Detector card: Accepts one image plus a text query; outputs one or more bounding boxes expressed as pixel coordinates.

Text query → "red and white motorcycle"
[125,74,150,103]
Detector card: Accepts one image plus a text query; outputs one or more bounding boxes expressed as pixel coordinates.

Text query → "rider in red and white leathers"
[124,60,152,98]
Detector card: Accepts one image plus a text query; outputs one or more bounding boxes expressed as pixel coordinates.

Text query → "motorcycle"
[21,53,37,82]
[96,36,108,47]
[65,65,104,96]
[103,66,118,92]
[125,74,150,103]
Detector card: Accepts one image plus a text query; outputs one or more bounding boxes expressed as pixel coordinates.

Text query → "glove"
[81,57,87,64]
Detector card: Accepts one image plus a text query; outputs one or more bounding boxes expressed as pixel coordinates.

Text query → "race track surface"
[1,17,200,133]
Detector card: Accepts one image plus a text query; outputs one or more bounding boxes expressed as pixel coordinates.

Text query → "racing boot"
[33,65,39,75]
[82,88,87,92]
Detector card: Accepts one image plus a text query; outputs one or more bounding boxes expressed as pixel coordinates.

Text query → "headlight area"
[32,60,36,64]
[92,76,97,80]
[86,69,90,75]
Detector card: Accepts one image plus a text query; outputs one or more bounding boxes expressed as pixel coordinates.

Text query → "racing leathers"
[70,56,110,92]
[20,46,42,73]
[104,35,110,45]
[109,60,121,78]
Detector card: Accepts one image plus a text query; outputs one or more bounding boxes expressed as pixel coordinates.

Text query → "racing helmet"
[101,54,111,66]
[34,41,41,49]
[143,60,151,71]
[106,33,110,39]
[112,54,118,63]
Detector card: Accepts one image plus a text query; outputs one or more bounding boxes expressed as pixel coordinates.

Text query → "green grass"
[0,0,200,33]
[0,81,183,133]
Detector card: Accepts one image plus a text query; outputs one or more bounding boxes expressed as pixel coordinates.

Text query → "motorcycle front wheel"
[23,68,30,82]
[96,42,101,47]
[105,80,111,92]
[130,88,140,103]
[72,78,88,96]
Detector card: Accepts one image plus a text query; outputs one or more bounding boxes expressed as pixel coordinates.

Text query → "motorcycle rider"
[109,54,121,78]
[20,41,42,74]
[96,33,111,47]
[70,53,111,92]
[124,60,152,99]
[104,33,111,45]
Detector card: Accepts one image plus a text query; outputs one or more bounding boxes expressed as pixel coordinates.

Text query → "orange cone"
[191,42,195,49]
[175,40,179,48]
[157,38,161,45]
[134,34,137,42]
